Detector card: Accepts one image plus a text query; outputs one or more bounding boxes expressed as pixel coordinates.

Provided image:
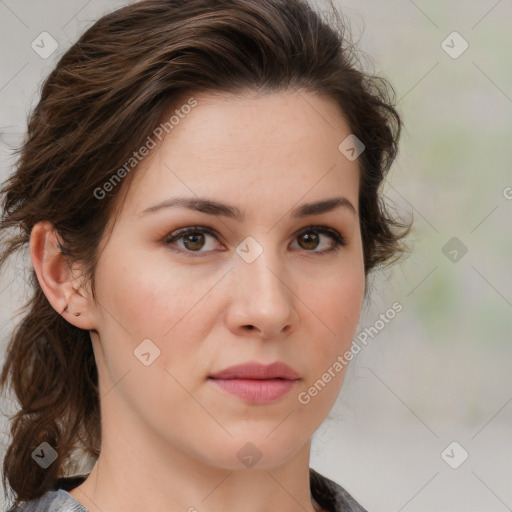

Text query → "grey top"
[6,468,368,512]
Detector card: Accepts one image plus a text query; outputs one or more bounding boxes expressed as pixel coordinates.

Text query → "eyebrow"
[139,195,357,220]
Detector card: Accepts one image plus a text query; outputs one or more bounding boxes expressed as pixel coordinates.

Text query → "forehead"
[162,89,352,155]
[122,90,360,216]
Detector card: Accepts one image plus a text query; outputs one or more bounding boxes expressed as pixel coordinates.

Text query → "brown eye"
[292,226,346,255]
[164,227,220,256]
[298,231,320,250]
[182,232,206,251]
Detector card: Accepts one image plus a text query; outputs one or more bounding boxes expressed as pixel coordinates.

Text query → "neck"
[68,407,321,512]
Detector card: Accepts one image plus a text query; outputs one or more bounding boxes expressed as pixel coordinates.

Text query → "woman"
[0,0,409,510]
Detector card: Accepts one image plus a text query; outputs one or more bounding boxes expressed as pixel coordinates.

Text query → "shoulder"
[6,471,363,512]
[5,489,88,512]
[310,467,369,512]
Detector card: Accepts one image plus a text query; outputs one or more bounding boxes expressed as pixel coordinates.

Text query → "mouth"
[208,361,300,404]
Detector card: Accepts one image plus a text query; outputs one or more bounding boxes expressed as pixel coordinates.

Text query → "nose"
[225,243,299,340]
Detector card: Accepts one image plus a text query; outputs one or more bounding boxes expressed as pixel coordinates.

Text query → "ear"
[29,221,97,331]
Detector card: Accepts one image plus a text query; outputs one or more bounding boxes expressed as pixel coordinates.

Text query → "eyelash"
[163,225,346,258]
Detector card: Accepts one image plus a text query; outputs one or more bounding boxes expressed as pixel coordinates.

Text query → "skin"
[30,90,365,512]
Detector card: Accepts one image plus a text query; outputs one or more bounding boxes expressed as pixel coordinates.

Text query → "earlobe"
[63,304,82,317]
[29,221,97,330]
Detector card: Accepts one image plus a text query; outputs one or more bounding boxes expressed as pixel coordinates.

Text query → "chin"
[194,433,309,471]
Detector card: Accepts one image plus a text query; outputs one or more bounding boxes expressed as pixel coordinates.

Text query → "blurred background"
[1,1,511,510]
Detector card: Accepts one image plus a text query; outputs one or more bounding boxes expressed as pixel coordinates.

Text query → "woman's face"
[87,90,365,469]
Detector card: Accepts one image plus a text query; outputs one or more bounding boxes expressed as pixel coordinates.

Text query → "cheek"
[311,251,365,313]
[98,250,205,337]
[99,255,224,380]
[296,274,364,411]
[92,255,215,401]
[301,266,364,360]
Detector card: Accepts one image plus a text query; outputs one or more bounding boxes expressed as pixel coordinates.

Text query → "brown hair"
[0,0,410,505]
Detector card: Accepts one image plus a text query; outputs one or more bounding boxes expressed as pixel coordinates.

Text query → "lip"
[209,361,300,380]
[209,362,300,404]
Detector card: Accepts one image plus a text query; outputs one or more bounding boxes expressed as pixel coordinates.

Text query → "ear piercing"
[64,304,81,317]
